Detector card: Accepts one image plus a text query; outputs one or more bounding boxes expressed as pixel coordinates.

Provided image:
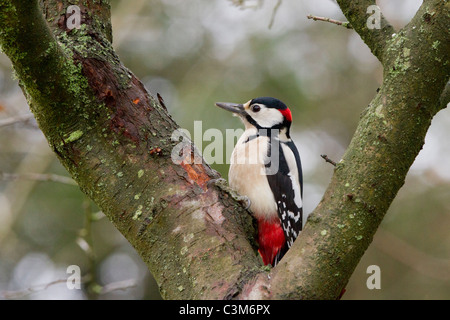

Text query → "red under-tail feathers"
[257,219,286,266]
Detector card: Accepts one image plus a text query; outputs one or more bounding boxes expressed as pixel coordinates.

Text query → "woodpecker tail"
[257,219,288,266]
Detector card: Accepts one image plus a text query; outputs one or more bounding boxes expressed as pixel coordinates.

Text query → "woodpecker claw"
[245,198,251,210]
[238,196,251,210]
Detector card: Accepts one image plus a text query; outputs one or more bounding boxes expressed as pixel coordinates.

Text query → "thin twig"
[321,154,337,167]
[374,228,450,281]
[229,0,262,10]
[100,279,138,295]
[268,0,282,29]
[0,113,35,128]
[0,275,137,299]
[1,279,69,299]
[307,14,352,29]
[78,197,98,299]
[0,171,78,186]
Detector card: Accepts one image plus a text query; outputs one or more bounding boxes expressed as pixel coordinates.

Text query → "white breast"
[228,129,278,221]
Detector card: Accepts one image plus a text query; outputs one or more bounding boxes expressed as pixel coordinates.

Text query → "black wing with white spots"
[265,138,303,263]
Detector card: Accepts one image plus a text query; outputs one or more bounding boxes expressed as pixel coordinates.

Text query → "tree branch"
[0,276,137,299]
[336,0,395,63]
[0,0,73,116]
[0,0,259,300]
[0,113,35,128]
[320,154,338,167]
[254,0,450,299]
[373,229,450,281]
[268,0,282,29]
[0,171,77,186]
[307,14,352,29]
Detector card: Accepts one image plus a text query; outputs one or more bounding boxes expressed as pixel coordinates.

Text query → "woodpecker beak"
[215,102,246,115]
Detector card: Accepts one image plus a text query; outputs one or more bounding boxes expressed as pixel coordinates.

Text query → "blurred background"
[0,0,448,300]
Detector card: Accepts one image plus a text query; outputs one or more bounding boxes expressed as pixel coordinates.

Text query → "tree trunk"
[0,0,448,299]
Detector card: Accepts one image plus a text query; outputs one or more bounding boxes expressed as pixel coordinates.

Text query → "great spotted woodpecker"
[216,97,303,266]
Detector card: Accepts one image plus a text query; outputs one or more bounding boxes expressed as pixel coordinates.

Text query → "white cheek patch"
[250,108,284,128]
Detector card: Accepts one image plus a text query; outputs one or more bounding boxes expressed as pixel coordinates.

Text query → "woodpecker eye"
[251,105,261,112]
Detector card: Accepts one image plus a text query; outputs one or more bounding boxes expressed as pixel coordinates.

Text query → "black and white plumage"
[267,137,303,247]
[216,97,303,266]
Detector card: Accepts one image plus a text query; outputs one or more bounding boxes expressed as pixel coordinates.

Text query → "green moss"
[132,205,143,220]
[392,53,410,76]
[65,130,84,143]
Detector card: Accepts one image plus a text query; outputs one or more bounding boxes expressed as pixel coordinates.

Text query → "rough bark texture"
[0,0,259,300]
[259,0,450,300]
[0,0,448,299]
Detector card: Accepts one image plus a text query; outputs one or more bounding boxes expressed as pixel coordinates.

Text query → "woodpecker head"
[216,97,292,135]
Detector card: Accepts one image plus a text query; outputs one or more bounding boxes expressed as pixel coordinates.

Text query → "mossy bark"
[262,0,450,299]
[0,0,259,299]
[0,0,448,300]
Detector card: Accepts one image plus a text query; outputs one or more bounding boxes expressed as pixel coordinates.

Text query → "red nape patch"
[279,108,292,122]
[257,220,286,266]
